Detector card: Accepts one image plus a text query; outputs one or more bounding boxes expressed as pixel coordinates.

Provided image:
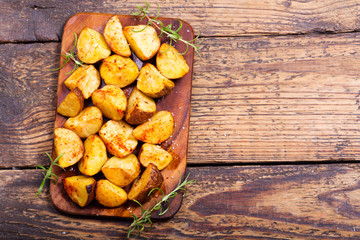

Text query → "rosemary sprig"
[50,32,83,75]
[36,153,64,197]
[131,2,203,56]
[127,172,195,238]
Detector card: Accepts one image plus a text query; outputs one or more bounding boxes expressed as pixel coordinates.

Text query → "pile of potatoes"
[54,16,189,208]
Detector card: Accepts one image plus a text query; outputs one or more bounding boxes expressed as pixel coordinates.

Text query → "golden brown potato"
[103,16,131,57]
[77,27,111,64]
[95,179,128,207]
[78,135,107,176]
[64,64,100,99]
[133,111,174,144]
[100,55,139,88]
[138,143,173,170]
[57,88,84,117]
[64,106,103,139]
[92,85,127,121]
[123,25,160,61]
[99,120,138,158]
[54,128,84,168]
[137,63,175,98]
[156,43,190,79]
[63,175,96,207]
[101,154,141,187]
[125,86,156,125]
[128,163,163,203]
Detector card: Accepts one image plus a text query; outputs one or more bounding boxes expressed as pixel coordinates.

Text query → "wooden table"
[2,0,360,239]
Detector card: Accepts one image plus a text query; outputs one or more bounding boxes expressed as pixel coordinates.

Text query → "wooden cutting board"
[49,12,194,219]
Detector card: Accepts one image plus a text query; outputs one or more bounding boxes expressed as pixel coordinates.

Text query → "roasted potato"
[95,179,128,207]
[100,55,139,88]
[64,106,103,139]
[57,88,84,117]
[103,16,131,57]
[133,111,174,144]
[137,63,175,98]
[77,27,111,64]
[64,64,100,99]
[99,120,138,158]
[125,86,156,125]
[92,85,127,121]
[156,43,189,79]
[123,25,160,61]
[138,143,173,170]
[54,128,84,168]
[101,154,141,187]
[63,175,96,207]
[78,135,107,176]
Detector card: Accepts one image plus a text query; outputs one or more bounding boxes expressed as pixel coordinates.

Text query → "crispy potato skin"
[54,128,84,168]
[57,88,84,117]
[95,179,128,207]
[63,175,96,207]
[103,16,131,57]
[78,135,107,176]
[138,143,173,170]
[128,163,163,203]
[156,43,189,79]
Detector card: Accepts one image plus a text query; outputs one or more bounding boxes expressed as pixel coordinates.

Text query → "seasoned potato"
[128,163,163,203]
[101,154,141,187]
[64,64,100,99]
[103,16,131,57]
[123,25,160,61]
[156,43,189,79]
[100,55,139,88]
[125,86,156,125]
[138,143,173,170]
[57,88,84,117]
[99,120,138,158]
[64,106,103,139]
[63,175,96,207]
[78,135,107,176]
[92,85,127,121]
[54,128,84,168]
[95,179,128,207]
[77,27,111,64]
[133,111,174,144]
[137,63,175,98]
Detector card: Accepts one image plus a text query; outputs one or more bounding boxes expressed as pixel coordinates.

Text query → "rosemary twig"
[131,2,203,56]
[36,153,65,197]
[127,172,195,238]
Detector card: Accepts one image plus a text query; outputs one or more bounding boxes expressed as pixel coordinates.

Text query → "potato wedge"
[123,25,160,61]
[138,143,173,170]
[128,163,163,203]
[99,120,138,158]
[125,86,156,125]
[101,154,141,187]
[103,16,131,57]
[95,179,128,207]
[63,175,96,207]
[77,27,111,64]
[92,85,127,121]
[156,43,190,79]
[54,128,84,168]
[133,111,174,144]
[64,106,103,139]
[57,88,84,117]
[78,135,107,176]
[100,55,139,88]
[64,64,101,99]
[137,63,175,98]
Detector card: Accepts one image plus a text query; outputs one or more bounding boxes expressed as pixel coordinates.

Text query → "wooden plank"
[2,164,360,239]
[1,0,360,42]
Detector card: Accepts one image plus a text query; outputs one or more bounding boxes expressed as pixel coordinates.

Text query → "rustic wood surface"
[2,0,360,239]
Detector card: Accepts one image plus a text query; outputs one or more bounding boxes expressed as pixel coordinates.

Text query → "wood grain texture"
[2,0,360,42]
[2,165,360,239]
